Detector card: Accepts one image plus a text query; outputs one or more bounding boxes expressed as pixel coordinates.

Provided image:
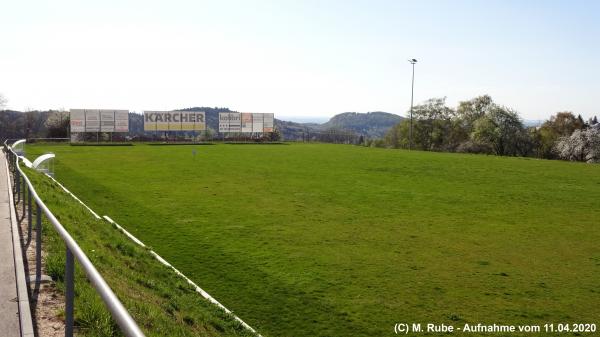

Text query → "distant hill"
[276,111,403,140]
[274,119,318,140]
[318,112,403,138]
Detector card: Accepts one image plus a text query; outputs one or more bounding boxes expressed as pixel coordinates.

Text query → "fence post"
[9,153,14,189]
[22,176,26,208]
[65,247,75,337]
[15,169,20,204]
[36,204,42,285]
[27,184,32,245]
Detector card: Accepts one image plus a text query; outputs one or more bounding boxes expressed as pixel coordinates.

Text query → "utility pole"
[408,58,417,150]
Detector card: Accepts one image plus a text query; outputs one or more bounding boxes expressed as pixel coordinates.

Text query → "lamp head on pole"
[408,58,417,64]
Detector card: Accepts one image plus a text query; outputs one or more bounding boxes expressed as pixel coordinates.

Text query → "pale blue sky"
[1,0,598,120]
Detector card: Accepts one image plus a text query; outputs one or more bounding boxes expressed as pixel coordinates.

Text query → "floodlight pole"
[408,59,417,150]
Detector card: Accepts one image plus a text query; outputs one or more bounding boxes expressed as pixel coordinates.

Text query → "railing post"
[22,176,26,208]
[15,168,20,204]
[27,184,33,245]
[35,204,42,285]
[10,159,13,191]
[65,247,75,337]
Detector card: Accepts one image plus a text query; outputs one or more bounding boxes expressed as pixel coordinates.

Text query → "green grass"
[25,143,600,336]
[21,166,256,337]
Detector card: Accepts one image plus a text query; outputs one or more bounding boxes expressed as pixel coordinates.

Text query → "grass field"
[26,143,600,336]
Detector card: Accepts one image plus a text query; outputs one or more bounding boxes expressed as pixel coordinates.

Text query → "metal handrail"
[3,140,145,337]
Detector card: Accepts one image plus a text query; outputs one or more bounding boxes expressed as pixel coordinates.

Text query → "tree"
[453,95,496,150]
[536,112,586,158]
[408,97,456,150]
[555,128,600,163]
[0,94,6,109]
[587,128,600,162]
[384,120,410,148]
[457,95,493,119]
[577,114,585,127]
[456,95,494,128]
[269,127,282,141]
[471,105,528,156]
[547,112,585,135]
[46,110,70,138]
[384,98,456,150]
[385,95,532,155]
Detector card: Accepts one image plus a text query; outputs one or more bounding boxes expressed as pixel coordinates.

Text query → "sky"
[1,0,599,121]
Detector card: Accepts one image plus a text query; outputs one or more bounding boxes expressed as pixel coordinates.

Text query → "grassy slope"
[26,143,600,337]
[23,166,255,337]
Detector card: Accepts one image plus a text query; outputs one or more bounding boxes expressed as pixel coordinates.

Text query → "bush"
[370,139,386,148]
[456,140,493,154]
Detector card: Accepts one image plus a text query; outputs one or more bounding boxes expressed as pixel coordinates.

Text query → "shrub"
[456,140,493,154]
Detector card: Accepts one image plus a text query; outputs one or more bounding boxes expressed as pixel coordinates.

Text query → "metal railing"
[3,141,145,337]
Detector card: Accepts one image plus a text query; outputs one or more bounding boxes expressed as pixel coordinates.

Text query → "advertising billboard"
[70,109,129,133]
[219,113,230,133]
[228,112,241,132]
[85,110,100,132]
[219,112,243,133]
[179,112,196,131]
[100,110,115,132]
[241,113,253,133]
[144,111,206,131]
[114,110,129,132]
[220,112,274,133]
[70,109,86,132]
[263,113,274,133]
[252,113,264,133]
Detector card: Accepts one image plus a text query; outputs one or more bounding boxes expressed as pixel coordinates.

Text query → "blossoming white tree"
[555,128,600,163]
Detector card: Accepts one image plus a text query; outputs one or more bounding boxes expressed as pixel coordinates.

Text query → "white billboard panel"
[223,113,275,133]
[85,110,100,132]
[228,112,241,132]
[252,113,263,133]
[70,109,85,132]
[219,112,242,133]
[71,109,129,133]
[100,110,115,132]
[241,113,253,133]
[114,110,129,132]
[263,113,274,133]
[219,112,230,133]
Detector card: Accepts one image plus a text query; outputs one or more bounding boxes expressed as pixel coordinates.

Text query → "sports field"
[26,143,600,336]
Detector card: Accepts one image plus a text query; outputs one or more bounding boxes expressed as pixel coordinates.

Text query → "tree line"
[0,94,68,140]
[0,110,69,141]
[380,95,600,163]
[1,92,598,162]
